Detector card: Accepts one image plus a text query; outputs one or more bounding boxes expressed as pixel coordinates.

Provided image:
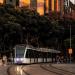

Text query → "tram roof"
[29,47,61,53]
[14,45,61,53]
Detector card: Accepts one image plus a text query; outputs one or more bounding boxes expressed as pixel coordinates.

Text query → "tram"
[13,45,60,64]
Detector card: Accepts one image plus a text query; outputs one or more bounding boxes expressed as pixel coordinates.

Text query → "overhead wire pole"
[70,24,71,49]
[64,0,68,63]
[64,0,72,63]
[68,0,72,63]
[69,24,72,63]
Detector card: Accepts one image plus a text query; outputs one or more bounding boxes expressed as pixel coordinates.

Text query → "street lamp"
[70,25,71,48]
[68,24,72,63]
[68,48,72,63]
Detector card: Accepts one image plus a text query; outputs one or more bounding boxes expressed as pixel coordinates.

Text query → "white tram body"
[13,45,61,64]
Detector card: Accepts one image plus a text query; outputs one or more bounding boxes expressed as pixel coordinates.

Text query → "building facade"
[0,0,65,16]
[6,0,16,6]
[64,0,75,20]
[0,0,6,4]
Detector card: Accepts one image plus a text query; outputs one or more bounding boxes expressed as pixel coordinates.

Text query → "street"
[0,63,75,75]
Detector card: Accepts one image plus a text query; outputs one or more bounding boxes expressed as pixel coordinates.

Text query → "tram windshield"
[16,46,25,58]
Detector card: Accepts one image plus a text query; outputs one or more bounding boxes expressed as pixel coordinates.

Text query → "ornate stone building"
[0,0,64,15]
[1,0,75,19]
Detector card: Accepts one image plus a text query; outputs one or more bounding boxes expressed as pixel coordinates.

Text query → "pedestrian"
[2,55,7,66]
[60,56,64,63]
[56,55,60,64]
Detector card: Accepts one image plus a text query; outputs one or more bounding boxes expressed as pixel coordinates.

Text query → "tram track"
[6,65,27,75]
[22,65,31,75]
[40,64,60,75]
[7,66,11,75]
[22,64,59,75]
[8,63,75,75]
[50,64,75,75]
[40,63,75,75]
[23,69,31,75]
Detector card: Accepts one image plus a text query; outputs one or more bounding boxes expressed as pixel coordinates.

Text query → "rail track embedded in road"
[40,64,75,75]
[7,66,12,75]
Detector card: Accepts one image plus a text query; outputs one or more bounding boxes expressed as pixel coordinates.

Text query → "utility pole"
[68,0,73,63]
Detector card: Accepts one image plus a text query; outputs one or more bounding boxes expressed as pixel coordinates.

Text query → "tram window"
[16,46,25,58]
[25,48,55,58]
[26,49,37,58]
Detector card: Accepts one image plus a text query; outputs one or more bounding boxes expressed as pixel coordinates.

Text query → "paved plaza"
[0,63,75,75]
[52,64,75,74]
[0,65,8,75]
[22,64,75,75]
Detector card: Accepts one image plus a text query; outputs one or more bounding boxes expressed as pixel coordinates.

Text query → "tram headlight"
[16,58,23,63]
[16,58,19,61]
[16,58,20,63]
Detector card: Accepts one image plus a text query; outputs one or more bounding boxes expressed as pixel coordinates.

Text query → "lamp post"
[68,48,72,63]
[70,25,71,48]
[68,24,72,63]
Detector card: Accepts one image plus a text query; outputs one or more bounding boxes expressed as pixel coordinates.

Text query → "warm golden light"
[19,0,30,7]
[68,48,73,54]
[56,0,59,12]
[52,0,54,11]
[37,0,44,15]
[60,0,64,14]
[18,0,63,15]
[0,0,3,4]
[46,0,49,13]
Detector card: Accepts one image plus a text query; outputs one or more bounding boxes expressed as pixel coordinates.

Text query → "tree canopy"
[0,4,75,57]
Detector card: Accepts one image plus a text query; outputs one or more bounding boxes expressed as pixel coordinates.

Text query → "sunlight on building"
[0,0,3,4]
[17,0,64,15]
[70,0,75,4]
[45,0,49,13]
[56,0,59,12]
[37,0,44,15]
[52,0,54,11]
[19,0,30,7]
